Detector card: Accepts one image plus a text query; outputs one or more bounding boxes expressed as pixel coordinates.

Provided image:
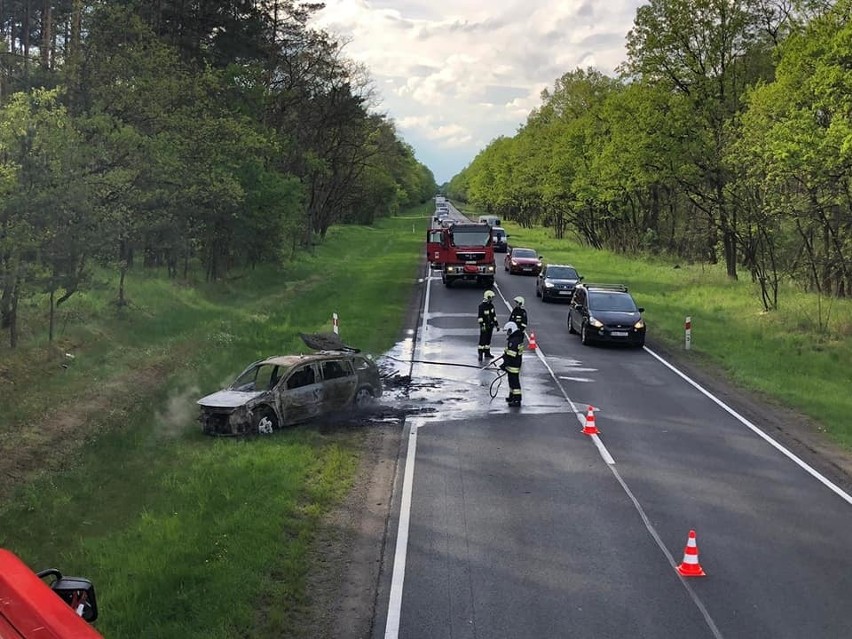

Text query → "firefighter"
[501,321,524,406]
[477,290,499,361]
[509,296,528,349]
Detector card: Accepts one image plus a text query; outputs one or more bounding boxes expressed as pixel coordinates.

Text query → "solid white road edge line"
[384,264,432,639]
[383,420,420,639]
[643,346,852,507]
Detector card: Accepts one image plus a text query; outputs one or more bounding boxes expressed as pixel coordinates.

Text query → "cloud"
[313,0,645,182]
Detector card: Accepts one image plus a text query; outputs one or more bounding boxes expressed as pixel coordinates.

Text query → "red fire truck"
[0,549,101,638]
[426,222,496,288]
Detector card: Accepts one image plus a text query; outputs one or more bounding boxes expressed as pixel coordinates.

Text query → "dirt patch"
[0,351,186,503]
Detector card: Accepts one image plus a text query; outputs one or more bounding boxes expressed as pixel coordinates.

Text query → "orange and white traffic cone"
[581,405,599,435]
[676,530,706,577]
[528,331,537,350]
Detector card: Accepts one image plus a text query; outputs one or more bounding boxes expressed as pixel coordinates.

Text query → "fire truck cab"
[426,223,496,288]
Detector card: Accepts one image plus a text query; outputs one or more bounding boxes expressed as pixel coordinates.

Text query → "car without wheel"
[197,333,382,435]
[504,247,542,275]
[536,264,582,302]
[567,283,646,347]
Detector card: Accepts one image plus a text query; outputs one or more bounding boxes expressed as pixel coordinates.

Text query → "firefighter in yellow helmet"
[501,321,524,406]
[477,289,499,361]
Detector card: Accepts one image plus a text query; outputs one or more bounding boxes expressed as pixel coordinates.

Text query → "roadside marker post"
[333,312,340,335]
[685,316,692,350]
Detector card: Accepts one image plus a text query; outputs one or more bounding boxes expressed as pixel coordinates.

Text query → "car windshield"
[492,229,506,238]
[450,229,491,246]
[231,363,291,391]
[589,292,637,312]
[512,249,537,258]
[547,267,578,279]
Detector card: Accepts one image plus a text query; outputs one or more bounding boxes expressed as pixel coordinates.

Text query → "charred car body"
[197,335,382,436]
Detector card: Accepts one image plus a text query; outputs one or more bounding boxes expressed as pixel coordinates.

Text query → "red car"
[504,247,542,275]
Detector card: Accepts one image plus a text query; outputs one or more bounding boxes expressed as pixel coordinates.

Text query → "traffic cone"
[528,331,537,350]
[676,530,706,577]
[581,405,599,435]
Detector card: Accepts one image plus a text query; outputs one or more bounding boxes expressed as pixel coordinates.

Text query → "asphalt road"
[373,208,852,639]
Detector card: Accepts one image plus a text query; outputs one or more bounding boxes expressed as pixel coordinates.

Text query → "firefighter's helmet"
[484,290,495,300]
[503,321,519,335]
[513,296,525,306]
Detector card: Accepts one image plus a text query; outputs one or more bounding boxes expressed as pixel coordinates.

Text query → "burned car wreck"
[197,333,382,436]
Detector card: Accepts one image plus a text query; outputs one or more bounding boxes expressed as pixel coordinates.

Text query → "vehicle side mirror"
[638,307,645,313]
[578,275,584,281]
[38,571,99,623]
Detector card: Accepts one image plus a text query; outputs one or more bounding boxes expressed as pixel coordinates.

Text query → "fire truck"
[426,222,496,288]
[0,549,101,638]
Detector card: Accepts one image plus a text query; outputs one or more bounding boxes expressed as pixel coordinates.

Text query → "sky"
[312,0,646,184]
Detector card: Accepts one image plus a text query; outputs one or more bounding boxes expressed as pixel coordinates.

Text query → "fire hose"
[381,354,507,400]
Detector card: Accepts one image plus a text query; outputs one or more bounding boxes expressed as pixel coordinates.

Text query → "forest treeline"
[0,1,436,347]
[447,0,850,313]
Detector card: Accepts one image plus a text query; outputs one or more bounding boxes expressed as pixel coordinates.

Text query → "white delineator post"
[333,312,340,335]
[685,316,692,350]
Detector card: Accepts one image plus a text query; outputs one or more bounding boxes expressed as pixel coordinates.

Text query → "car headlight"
[511,260,517,266]
[634,319,645,329]
[544,282,554,288]
[487,265,495,272]
[589,317,604,328]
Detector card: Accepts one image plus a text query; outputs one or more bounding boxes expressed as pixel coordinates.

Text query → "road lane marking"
[609,466,724,639]
[644,347,852,506]
[384,420,420,639]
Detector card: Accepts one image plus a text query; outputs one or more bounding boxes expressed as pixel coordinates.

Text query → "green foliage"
[0,1,434,348]
[453,1,851,309]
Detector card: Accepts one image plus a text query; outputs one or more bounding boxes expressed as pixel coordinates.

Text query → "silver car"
[197,350,382,436]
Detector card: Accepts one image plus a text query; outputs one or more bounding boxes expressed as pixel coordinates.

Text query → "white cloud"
[313,0,645,183]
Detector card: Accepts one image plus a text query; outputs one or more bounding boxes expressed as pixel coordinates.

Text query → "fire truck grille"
[457,251,485,261]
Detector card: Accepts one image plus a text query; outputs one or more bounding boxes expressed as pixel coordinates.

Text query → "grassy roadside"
[482,217,852,449]
[0,206,431,638]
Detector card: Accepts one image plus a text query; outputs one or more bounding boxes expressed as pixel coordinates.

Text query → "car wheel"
[568,314,577,334]
[354,387,375,408]
[580,323,591,346]
[635,338,646,348]
[253,407,278,435]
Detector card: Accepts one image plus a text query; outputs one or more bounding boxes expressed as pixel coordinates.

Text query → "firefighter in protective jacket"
[508,295,528,355]
[509,296,528,333]
[501,321,524,406]
[477,290,499,361]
